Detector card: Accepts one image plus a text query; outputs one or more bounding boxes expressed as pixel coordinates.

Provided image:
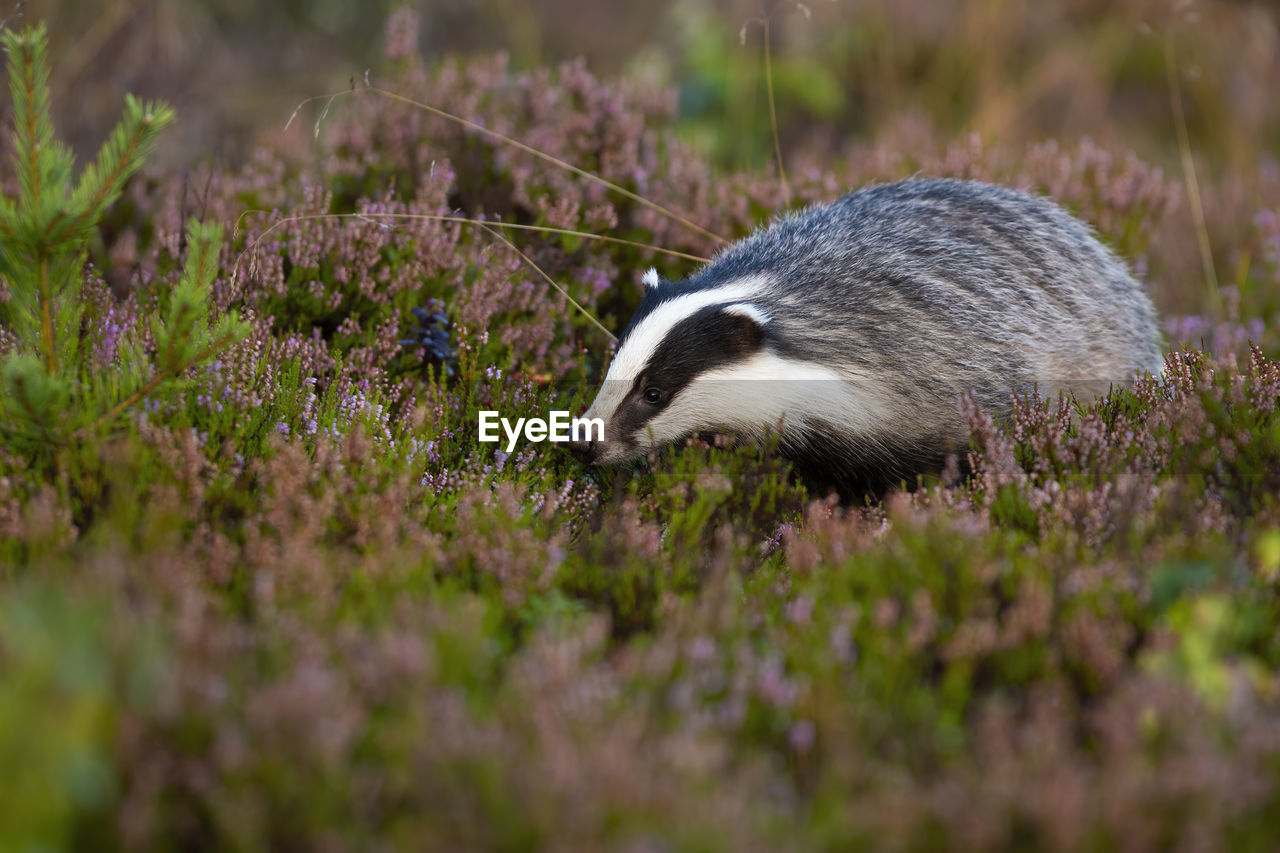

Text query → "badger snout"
[565,404,604,464]
[564,435,599,464]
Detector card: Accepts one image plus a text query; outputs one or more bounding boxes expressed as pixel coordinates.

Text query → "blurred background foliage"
[26,0,1280,176]
[24,0,1280,329]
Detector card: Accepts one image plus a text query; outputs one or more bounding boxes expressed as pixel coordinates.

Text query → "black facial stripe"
[642,307,767,392]
[612,305,768,445]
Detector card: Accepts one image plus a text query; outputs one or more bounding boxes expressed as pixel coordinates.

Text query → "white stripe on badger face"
[635,349,898,449]
[582,275,773,425]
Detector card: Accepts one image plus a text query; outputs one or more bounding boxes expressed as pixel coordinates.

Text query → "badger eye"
[643,386,663,405]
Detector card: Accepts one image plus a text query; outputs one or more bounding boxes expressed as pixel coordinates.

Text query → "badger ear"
[721,303,770,326]
[642,267,661,289]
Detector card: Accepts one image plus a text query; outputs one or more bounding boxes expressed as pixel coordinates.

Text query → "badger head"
[566,269,767,464]
[566,269,862,465]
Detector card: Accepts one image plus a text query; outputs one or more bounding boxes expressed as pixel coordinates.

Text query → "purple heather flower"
[789,719,817,754]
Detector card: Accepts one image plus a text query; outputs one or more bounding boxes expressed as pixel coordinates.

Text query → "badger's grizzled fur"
[567,178,1165,497]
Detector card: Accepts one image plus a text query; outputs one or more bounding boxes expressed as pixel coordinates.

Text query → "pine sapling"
[0,23,247,454]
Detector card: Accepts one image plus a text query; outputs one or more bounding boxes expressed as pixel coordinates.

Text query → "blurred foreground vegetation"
[3,2,1280,849]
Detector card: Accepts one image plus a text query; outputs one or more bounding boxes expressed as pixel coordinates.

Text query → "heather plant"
[0,25,247,458]
[8,5,1280,850]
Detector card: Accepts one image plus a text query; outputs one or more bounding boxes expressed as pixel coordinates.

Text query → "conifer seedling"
[0,23,247,454]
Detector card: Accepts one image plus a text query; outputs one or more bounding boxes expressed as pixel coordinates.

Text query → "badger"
[566,178,1164,497]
